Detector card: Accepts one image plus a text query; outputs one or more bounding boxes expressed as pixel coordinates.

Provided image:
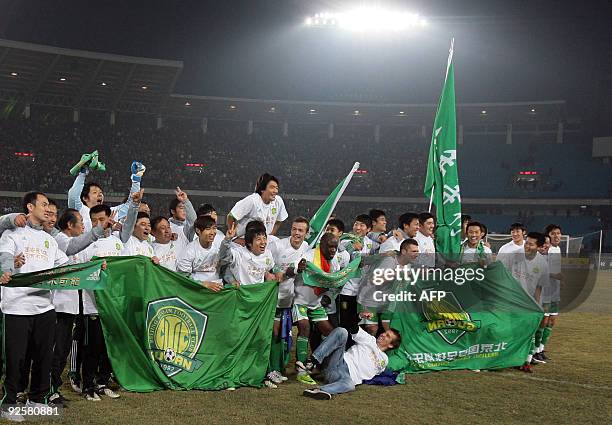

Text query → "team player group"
[0,156,564,420]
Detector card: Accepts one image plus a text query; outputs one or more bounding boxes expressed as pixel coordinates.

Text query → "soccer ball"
[164,348,176,362]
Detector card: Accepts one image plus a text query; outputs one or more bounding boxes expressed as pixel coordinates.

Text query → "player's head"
[139,200,150,215]
[369,209,387,233]
[81,182,104,208]
[525,232,545,257]
[290,217,309,246]
[399,238,420,262]
[320,232,339,260]
[398,212,419,238]
[255,173,279,203]
[539,235,551,255]
[133,212,151,242]
[22,191,50,225]
[418,212,435,237]
[466,221,486,247]
[376,328,401,351]
[89,204,112,229]
[169,198,186,221]
[197,203,217,222]
[245,220,267,255]
[325,219,345,238]
[353,214,372,237]
[545,224,562,247]
[58,208,84,237]
[44,198,59,232]
[151,216,172,244]
[195,216,217,246]
[509,223,526,243]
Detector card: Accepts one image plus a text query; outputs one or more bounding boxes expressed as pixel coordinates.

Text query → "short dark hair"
[466,221,486,233]
[22,191,47,214]
[354,214,373,229]
[47,198,58,208]
[461,214,472,225]
[544,224,562,236]
[80,182,102,204]
[400,238,419,251]
[89,204,112,217]
[527,231,545,247]
[389,328,402,348]
[58,208,80,230]
[136,212,150,221]
[326,218,345,233]
[398,212,419,230]
[292,216,310,230]
[150,216,169,231]
[255,173,279,195]
[369,209,385,221]
[418,212,435,225]
[195,215,216,231]
[197,203,216,217]
[245,220,267,248]
[169,198,182,214]
[509,222,526,233]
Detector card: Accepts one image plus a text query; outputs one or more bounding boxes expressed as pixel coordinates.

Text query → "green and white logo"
[146,297,207,377]
[421,289,479,344]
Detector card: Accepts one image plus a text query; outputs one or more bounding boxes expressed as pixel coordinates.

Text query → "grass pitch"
[33,271,612,425]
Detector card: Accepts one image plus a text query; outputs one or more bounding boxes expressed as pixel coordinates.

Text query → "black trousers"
[2,310,56,405]
[338,294,359,330]
[51,313,76,393]
[82,315,111,392]
[69,313,84,382]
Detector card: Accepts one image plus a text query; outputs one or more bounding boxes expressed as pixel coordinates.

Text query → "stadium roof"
[0,38,569,127]
[0,38,183,114]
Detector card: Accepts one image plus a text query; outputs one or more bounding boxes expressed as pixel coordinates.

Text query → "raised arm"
[65,226,105,256]
[67,171,87,209]
[119,189,143,243]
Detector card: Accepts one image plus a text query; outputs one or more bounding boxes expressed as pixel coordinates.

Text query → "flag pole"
[428,186,434,213]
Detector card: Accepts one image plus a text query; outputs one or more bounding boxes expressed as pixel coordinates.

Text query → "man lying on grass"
[298,323,401,400]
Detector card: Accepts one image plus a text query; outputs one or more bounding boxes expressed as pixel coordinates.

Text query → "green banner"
[3,259,107,290]
[94,256,278,391]
[302,256,362,289]
[387,262,543,373]
[423,41,462,259]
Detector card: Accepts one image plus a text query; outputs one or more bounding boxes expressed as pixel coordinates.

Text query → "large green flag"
[93,256,278,391]
[3,259,107,290]
[386,262,543,373]
[305,162,360,247]
[424,40,462,259]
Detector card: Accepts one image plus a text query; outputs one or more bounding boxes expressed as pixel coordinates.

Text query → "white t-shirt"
[230,193,288,236]
[497,240,524,269]
[415,231,435,267]
[152,237,188,271]
[293,248,348,308]
[511,252,549,304]
[547,245,561,302]
[227,243,275,285]
[123,236,154,257]
[79,205,92,232]
[0,226,69,315]
[76,235,124,315]
[52,232,80,315]
[176,235,223,282]
[461,243,493,265]
[340,235,376,296]
[269,237,309,308]
[344,328,388,386]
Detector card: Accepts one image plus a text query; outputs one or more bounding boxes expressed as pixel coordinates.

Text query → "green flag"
[423,40,462,259]
[92,256,278,391]
[306,162,360,247]
[386,262,544,373]
[3,259,107,290]
[302,257,362,290]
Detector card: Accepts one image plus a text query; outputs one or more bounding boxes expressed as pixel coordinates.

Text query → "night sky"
[0,0,610,130]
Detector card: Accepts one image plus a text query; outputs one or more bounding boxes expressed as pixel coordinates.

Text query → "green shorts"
[358,303,393,325]
[292,304,328,323]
